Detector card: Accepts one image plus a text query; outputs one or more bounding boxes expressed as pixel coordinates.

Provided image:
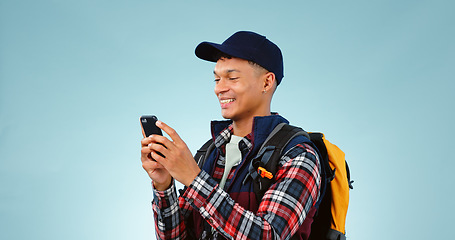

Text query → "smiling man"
[141,31,321,240]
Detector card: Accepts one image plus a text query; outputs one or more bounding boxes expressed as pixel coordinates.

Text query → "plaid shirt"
[152,123,321,240]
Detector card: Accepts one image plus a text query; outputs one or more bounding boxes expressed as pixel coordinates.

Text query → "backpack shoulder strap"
[260,123,310,154]
[194,138,216,169]
[246,123,310,199]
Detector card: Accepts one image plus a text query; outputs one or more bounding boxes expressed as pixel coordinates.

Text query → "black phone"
[140,115,165,160]
[140,115,163,137]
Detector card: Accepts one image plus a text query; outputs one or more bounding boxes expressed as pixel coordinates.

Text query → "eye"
[229,77,239,81]
[214,78,220,82]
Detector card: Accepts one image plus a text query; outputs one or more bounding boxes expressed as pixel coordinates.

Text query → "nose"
[214,78,229,96]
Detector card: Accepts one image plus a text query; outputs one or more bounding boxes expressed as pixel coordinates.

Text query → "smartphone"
[140,115,164,160]
[140,115,163,137]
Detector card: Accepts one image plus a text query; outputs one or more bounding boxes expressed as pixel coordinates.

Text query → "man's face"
[213,57,268,122]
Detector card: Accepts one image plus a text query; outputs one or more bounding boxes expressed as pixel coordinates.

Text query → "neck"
[231,97,273,137]
[232,118,253,137]
[232,112,271,137]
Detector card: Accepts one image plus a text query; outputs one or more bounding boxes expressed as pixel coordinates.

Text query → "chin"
[220,111,235,120]
[221,114,232,120]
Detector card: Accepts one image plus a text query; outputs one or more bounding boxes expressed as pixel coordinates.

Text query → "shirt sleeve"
[152,180,191,240]
[180,143,321,240]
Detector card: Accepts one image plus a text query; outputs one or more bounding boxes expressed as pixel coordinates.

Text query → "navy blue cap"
[195,31,284,85]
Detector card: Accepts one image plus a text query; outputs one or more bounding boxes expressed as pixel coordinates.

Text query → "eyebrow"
[213,69,240,75]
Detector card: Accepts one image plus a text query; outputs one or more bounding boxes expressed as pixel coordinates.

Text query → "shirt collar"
[211,113,288,156]
[214,124,253,156]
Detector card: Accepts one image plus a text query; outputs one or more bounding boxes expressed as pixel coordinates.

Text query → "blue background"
[1,0,454,239]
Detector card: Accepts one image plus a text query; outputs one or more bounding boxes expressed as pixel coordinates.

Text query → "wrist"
[183,169,201,187]
[153,178,173,191]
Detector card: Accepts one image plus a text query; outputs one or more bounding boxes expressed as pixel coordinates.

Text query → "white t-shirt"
[219,135,243,189]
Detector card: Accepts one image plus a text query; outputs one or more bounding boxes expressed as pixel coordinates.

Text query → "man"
[141,31,321,240]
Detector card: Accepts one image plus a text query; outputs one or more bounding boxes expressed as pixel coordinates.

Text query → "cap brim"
[195,42,249,63]
[195,42,220,62]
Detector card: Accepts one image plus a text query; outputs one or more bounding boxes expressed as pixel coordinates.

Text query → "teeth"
[220,99,235,104]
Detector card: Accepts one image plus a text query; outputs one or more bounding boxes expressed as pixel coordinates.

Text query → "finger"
[148,134,175,151]
[141,146,151,156]
[142,159,165,171]
[156,121,184,145]
[149,142,170,158]
[141,147,153,162]
[150,151,166,163]
[141,137,153,147]
[143,162,164,176]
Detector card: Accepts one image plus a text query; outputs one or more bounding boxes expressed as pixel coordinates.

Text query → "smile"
[220,99,235,104]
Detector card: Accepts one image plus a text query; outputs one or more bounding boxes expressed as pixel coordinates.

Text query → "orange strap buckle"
[258,167,273,179]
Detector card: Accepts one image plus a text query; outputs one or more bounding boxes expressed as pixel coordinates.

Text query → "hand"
[141,137,172,190]
[148,121,201,187]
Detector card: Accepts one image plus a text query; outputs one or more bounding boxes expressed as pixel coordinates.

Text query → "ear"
[263,72,276,92]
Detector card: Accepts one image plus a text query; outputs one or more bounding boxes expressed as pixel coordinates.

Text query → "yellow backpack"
[307,131,352,240]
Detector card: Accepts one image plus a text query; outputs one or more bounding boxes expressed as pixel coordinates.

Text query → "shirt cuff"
[152,179,177,209]
[181,170,218,209]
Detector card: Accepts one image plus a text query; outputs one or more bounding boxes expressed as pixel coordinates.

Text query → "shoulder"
[280,139,320,167]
